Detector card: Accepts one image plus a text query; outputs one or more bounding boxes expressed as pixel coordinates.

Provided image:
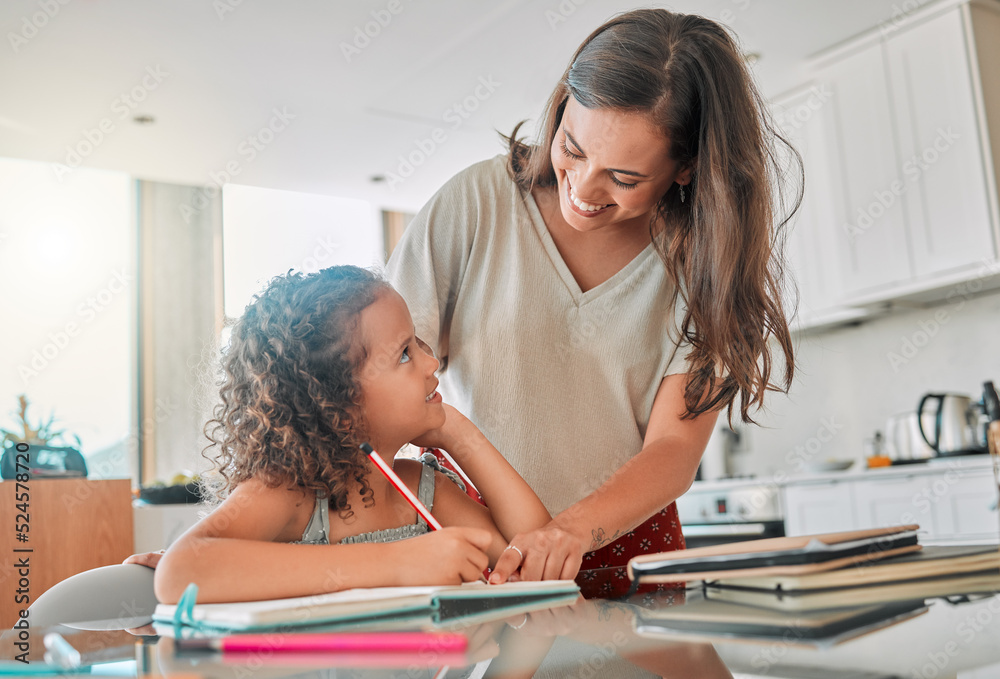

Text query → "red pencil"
[361,442,489,583]
[360,442,443,530]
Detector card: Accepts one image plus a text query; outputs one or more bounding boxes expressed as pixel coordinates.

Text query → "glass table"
[4,584,1000,678]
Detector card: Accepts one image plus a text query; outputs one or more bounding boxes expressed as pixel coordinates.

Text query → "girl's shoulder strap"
[296,493,330,544]
[416,459,437,515]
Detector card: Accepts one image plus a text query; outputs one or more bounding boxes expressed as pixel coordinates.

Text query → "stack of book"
[627,526,1000,645]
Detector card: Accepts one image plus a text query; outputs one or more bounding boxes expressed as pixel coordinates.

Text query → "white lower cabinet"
[782,462,999,543]
[852,474,940,535]
[783,480,858,536]
[935,468,999,541]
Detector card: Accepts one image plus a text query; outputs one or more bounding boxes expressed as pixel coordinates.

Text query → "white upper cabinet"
[779,1,1000,326]
[884,8,996,279]
[773,85,864,327]
[820,41,912,296]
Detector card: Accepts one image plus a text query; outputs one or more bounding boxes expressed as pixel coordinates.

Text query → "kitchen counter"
[10,584,1000,678]
[684,454,997,544]
[691,453,993,491]
[778,453,993,485]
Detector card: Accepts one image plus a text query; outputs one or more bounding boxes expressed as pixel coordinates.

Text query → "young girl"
[153,265,551,604]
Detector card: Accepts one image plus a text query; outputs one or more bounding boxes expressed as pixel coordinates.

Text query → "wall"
[139,180,224,484]
[738,288,1000,476]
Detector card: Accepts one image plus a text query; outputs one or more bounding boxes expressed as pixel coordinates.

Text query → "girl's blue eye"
[400,347,411,364]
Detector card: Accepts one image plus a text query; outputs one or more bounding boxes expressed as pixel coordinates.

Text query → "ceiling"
[0,0,913,212]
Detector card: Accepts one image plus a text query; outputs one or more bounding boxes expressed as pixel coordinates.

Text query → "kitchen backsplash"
[738,287,1000,477]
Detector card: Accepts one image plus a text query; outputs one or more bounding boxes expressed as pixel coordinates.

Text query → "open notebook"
[153,580,581,632]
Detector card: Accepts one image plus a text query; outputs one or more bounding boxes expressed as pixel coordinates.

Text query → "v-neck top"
[387,155,691,515]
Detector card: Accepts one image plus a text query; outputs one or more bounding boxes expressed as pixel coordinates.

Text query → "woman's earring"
[679,184,686,203]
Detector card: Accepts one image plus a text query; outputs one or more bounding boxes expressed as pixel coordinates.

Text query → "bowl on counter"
[805,459,855,472]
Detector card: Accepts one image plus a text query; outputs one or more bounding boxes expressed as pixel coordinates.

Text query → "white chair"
[25,564,158,630]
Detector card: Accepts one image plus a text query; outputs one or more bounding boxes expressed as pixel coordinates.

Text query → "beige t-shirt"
[387,155,691,515]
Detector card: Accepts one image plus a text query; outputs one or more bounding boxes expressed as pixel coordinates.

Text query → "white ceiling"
[1,0,910,213]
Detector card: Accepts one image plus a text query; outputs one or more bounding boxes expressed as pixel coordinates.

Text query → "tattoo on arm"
[589,527,624,551]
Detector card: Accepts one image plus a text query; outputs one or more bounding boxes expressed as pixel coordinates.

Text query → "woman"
[387,8,800,598]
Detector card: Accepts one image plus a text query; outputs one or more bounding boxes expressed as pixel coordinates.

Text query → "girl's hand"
[489,522,584,584]
[411,403,473,452]
[390,526,492,586]
[123,550,165,569]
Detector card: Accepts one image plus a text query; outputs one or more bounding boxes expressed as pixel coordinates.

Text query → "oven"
[675,481,785,549]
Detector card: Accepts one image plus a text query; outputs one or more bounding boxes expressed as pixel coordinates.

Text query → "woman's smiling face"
[549,97,690,233]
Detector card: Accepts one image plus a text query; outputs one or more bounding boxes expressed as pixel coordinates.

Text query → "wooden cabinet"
[0,479,134,629]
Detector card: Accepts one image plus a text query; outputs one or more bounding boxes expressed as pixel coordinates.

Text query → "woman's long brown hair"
[202,266,387,517]
[505,9,802,423]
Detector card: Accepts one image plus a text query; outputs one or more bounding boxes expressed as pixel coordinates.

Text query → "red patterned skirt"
[576,503,686,600]
[424,449,686,600]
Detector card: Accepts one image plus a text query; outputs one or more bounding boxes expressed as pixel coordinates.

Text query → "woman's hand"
[389,526,492,586]
[488,521,585,584]
[123,550,165,569]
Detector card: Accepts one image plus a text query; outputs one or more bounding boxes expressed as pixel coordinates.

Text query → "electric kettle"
[884,411,936,462]
[916,393,986,456]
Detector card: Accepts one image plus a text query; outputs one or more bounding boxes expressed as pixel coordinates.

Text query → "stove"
[676,480,785,548]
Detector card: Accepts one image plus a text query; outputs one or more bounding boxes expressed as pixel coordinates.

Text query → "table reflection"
[5,585,1000,678]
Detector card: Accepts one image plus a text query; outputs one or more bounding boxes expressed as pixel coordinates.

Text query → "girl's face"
[549,97,691,234]
[355,288,444,452]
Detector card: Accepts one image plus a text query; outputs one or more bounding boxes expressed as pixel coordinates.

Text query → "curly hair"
[202,265,388,518]
[503,9,802,424]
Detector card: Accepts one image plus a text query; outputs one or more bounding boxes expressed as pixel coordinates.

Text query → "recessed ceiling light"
[744,52,761,65]
[132,115,155,125]
[370,175,386,183]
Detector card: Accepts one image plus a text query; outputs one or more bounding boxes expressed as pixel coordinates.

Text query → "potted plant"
[0,395,87,478]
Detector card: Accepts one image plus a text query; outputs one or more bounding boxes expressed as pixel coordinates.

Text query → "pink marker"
[177,631,467,654]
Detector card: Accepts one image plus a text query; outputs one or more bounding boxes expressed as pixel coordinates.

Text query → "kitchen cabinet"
[935,467,999,540]
[883,7,996,281]
[783,479,858,536]
[0,479,134,629]
[778,0,1000,327]
[852,473,940,534]
[782,457,999,544]
[819,40,911,297]
[773,86,869,329]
